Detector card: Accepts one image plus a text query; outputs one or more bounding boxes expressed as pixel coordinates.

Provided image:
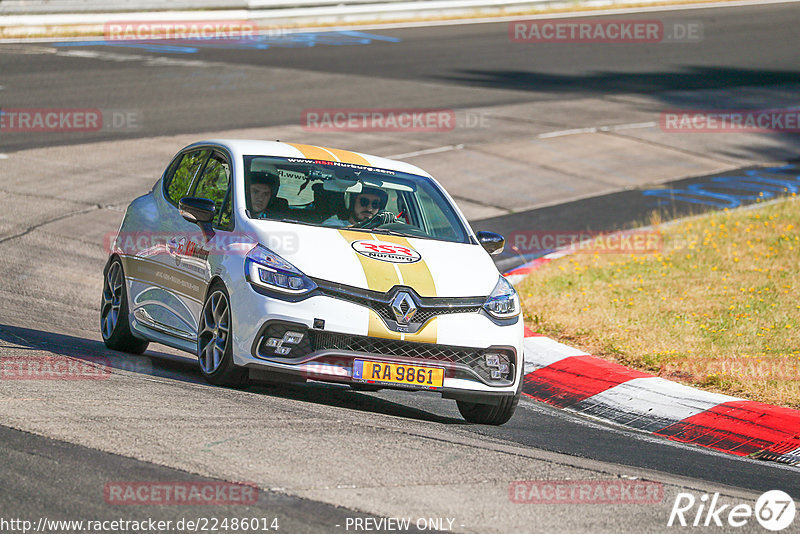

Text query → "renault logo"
[391,292,418,325]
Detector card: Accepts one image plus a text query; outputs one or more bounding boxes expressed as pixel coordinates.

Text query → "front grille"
[315,280,484,330]
[253,321,515,385]
[311,331,512,383]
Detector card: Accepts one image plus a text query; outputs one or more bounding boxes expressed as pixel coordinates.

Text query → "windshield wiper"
[369,228,421,238]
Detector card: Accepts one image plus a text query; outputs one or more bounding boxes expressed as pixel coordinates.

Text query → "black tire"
[456,390,520,425]
[100,258,149,354]
[197,282,247,387]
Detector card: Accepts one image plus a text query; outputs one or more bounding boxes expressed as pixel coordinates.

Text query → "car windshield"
[243,155,470,244]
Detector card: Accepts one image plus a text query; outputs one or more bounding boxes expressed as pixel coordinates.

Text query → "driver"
[324,187,389,227]
[248,169,281,219]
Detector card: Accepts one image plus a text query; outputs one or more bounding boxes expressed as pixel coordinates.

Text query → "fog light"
[283,331,303,344]
[265,337,280,347]
[484,352,510,380]
[274,346,291,356]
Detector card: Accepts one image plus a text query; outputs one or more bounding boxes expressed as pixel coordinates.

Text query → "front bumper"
[229,282,524,398]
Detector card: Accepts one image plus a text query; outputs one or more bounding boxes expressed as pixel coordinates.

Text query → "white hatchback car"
[101,140,524,424]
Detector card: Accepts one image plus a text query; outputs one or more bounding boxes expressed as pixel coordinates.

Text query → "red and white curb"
[503,249,571,286]
[521,328,800,466]
[503,219,799,465]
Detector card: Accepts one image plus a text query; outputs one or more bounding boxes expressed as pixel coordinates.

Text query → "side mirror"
[476,231,505,255]
[179,197,216,224]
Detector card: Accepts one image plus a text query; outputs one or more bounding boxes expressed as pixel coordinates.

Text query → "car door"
[126,148,211,344]
[170,150,235,334]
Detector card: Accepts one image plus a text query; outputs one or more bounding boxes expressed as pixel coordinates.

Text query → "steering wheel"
[352,211,400,229]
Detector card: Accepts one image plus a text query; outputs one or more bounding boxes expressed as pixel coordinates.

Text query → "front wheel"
[197,283,247,387]
[456,391,520,425]
[100,258,149,354]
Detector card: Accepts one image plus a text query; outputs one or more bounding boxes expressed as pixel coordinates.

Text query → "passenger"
[324,187,389,227]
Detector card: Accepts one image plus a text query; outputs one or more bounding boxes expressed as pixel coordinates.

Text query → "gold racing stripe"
[373,235,437,298]
[338,229,400,293]
[368,310,401,340]
[286,143,372,166]
[285,143,336,161]
[323,147,371,166]
[339,230,438,343]
[405,317,437,344]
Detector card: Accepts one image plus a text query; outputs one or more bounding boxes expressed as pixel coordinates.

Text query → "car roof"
[185,139,434,179]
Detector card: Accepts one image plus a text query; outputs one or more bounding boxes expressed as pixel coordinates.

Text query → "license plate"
[352,360,444,389]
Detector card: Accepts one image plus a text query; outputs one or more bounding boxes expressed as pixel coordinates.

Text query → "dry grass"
[519,194,800,408]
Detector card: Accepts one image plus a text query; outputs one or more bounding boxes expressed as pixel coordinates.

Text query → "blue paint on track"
[642,165,800,208]
[52,31,401,54]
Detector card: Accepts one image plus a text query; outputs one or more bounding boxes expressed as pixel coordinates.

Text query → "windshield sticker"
[351,240,421,263]
[285,157,396,176]
[277,169,307,180]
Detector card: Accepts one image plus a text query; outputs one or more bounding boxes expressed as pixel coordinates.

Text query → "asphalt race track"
[1,2,799,532]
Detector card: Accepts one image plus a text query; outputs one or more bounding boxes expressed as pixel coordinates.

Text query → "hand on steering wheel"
[353,210,399,229]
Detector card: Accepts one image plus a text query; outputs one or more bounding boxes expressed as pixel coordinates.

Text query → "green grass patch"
[519,194,800,408]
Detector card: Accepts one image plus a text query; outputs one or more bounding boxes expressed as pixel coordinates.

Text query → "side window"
[165,149,210,205]
[193,152,232,229]
[218,190,233,229]
[384,190,399,214]
[417,187,458,241]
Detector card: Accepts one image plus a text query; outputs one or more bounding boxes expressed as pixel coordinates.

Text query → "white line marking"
[390,120,656,160]
[388,144,464,159]
[538,121,657,139]
[0,154,9,160]
[55,48,213,68]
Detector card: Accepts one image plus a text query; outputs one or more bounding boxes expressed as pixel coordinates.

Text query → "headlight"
[245,245,317,294]
[483,276,520,319]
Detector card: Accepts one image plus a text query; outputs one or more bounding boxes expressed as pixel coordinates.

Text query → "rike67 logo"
[668,490,796,531]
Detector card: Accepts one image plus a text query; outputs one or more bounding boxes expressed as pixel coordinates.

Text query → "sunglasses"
[358,197,383,209]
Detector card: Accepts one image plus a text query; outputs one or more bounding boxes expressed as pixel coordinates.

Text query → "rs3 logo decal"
[352,240,421,263]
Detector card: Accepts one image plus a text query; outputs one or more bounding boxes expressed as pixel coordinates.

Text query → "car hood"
[248,222,500,298]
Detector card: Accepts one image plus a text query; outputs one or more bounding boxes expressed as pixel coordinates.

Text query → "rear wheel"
[456,391,520,425]
[198,283,247,387]
[100,258,149,354]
